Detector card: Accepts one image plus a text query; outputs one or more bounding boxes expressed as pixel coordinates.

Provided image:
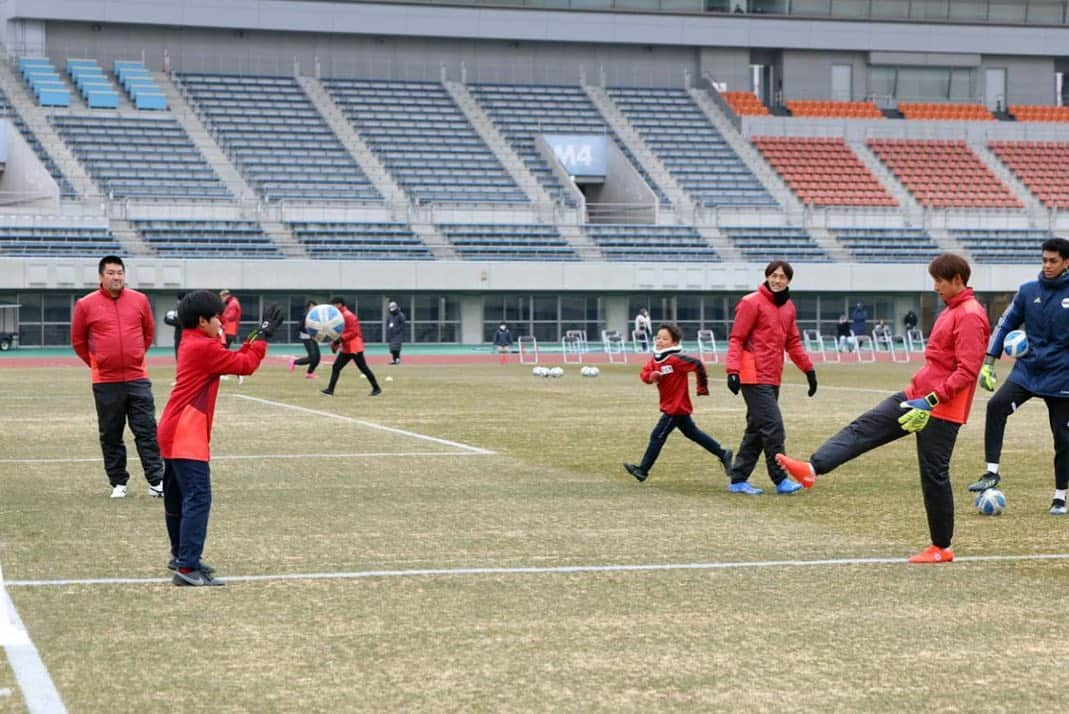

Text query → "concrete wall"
[0,121,59,207]
[982,55,1057,106]
[699,47,751,92]
[781,50,869,102]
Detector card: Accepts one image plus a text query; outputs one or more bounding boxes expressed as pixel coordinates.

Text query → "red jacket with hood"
[726,283,813,385]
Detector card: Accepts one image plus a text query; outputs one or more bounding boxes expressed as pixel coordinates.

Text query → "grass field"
[2,354,1068,712]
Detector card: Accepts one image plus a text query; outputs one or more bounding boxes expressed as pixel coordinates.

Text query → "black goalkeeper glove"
[246,303,284,343]
[727,373,741,395]
[806,369,818,397]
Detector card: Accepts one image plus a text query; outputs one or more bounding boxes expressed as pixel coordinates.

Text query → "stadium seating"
[752,136,896,207]
[720,226,830,262]
[322,78,526,204]
[51,115,230,199]
[584,224,718,262]
[720,91,769,116]
[1009,105,1069,122]
[608,87,775,207]
[113,61,167,110]
[19,58,70,107]
[176,73,380,202]
[0,224,119,256]
[867,139,1022,208]
[66,59,119,109]
[950,228,1051,263]
[988,141,1069,208]
[439,223,576,260]
[897,102,994,121]
[132,219,282,257]
[288,222,432,259]
[0,86,76,197]
[831,227,941,263]
[785,100,884,119]
[467,83,663,206]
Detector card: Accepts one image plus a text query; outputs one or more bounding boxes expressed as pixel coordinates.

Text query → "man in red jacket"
[623,323,732,483]
[725,260,817,495]
[71,256,164,499]
[218,289,241,348]
[777,253,990,563]
[320,297,381,397]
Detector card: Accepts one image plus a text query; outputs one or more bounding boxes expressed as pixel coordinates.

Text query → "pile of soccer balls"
[532,366,564,378]
[579,365,600,377]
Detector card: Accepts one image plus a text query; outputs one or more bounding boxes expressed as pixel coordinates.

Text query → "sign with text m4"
[543,134,607,178]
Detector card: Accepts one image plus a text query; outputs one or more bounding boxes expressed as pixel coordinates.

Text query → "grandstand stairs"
[412,223,456,259]
[0,60,100,201]
[850,142,924,217]
[583,85,695,217]
[927,226,968,255]
[444,81,556,208]
[295,76,409,210]
[686,87,801,214]
[805,226,851,262]
[109,217,154,257]
[970,142,1045,216]
[559,224,603,259]
[695,224,743,262]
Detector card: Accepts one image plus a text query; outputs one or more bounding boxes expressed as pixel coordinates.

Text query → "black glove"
[806,369,818,397]
[163,309,178,327]
[247,303,284,343]
[727,373,740,395]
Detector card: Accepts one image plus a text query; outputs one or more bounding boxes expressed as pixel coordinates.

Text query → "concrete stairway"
[970,142,1044,214]
[695,224,743,262]
[851,142,924,217]
[807,225,851,262]
[109,217,153,257]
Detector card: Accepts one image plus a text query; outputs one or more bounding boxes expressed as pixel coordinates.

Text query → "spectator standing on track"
[493,322,513,363]
[71,255,164,500]
[219,289,244,384]
[851,302,868,343]
[724,260,817,496]
[289,300,321,379]
[777,253,990,563]
[321,297,382,397]
[835,314,853,352]
[903,309,918,333]
[386,300,407,365]
[623,323,732,483]
[634,307,652,352]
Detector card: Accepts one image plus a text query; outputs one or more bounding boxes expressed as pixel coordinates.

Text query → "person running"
[289,300,321,379]
[71,255,165,499]
[724,260,817,496]
[321,297,382,397]
[776,253,990,563]
[968,237,1069,516]
[623,323,732,483]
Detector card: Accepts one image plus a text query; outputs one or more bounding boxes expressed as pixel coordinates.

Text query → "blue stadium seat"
[949,228,1050,264]
[720,226,830,262]
[132,219,282,258]
[438,223,576,260]
[832,227,941,263]
[0,224,119,256]
[288,221,432,260]
[584,224,718,262]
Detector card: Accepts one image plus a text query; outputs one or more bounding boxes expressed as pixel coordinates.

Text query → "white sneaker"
[238,375,245,385]
[149,481,164,497]
[220,375,231,381]
[110,484,128,499]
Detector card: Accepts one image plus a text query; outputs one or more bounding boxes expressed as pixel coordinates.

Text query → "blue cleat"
[727,480,764,495]
[775,478,803,495]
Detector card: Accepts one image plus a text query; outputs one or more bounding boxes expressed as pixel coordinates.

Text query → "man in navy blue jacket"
[969,238,1069,515]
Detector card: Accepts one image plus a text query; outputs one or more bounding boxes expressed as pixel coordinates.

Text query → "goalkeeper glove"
[727,373,740,395]
[979,355,997,392]
[245,303,283,343]
[330,339,340,354]
[806,369,818,397]
[898,392,939,433]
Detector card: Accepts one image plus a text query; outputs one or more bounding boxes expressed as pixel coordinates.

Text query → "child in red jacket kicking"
[624,323,733,483]
[158,291,281,586]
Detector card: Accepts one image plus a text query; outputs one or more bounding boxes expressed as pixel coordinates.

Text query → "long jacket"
[387,309,406,350]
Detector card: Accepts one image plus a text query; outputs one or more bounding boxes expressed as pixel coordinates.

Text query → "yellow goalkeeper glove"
[979,355,997,392]
[898,392,939,433]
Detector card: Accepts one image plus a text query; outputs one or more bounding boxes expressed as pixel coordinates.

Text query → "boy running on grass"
[624,323,733,483]
[776,254,989,563]
[158,291,282,586]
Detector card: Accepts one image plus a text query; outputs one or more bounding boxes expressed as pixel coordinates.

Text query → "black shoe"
[320,389,333,397]
[967,471,1000,492]
[624,463,648,483]
[168,559,215,577]
[369,387,382,396]
[172,569,224,587]
[719,449,734,477]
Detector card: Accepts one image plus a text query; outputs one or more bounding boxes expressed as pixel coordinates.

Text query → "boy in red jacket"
[158,291,281,586]
[320,297,381,397]
[624,323,733,483]
[776,254,990,563]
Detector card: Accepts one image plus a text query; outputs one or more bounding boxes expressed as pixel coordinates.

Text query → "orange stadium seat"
[721,91,770,116]
[897,102,994,121]
[786,100,884,119]
[867,139,1021,208]
[989,141,1069,208]
[752,136,897,207]
[1009,105,1069,122]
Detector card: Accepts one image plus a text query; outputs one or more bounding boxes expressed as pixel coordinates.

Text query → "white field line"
[231,394,495,455]
[9,552,1069,588]
[1,576,67,712]
[0,452,487,465]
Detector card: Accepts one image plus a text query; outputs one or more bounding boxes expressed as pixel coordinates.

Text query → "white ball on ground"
[549,367,564,378]
[385,376,394,382]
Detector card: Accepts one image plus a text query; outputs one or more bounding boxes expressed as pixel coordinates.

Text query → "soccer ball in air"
[1003,330,1028,359]
[975,488,1006,516]
[580,366,600,377]
[304,304,345,343]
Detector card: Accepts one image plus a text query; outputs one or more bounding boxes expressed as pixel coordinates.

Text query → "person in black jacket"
[163,293,186,360]
[386,300,406,365]
[289,300,321,379]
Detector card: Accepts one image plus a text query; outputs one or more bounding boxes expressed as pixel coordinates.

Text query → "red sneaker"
[908,545,954,564]
[288,357,296,373]
[774,453,816,489]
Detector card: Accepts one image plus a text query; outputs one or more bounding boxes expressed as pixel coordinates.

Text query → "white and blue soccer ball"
[975,488,1007,516]
[532,366,548,377]
[304,304,345,343]
[549,367,564,378]
[1003,330,1028,359]
[580,366,600,377]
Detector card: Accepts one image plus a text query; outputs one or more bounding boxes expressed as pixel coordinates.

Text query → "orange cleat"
[908,545,954,564]
[774,453,816,489]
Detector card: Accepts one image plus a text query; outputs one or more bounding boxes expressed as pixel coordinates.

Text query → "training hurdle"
[906,328,926,353]
[517,336,539,364]
[561,334,584,364]
[601,330,628,364]
[873,328,911,363]
[803,329,840,363]
[697,329,720,364]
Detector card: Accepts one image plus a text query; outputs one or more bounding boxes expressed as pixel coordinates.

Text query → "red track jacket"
[158,330,266,461]
[221,296,242,338]
[640,346,709,416]
[904,287,989,425]
[71,285,154,384]
[726,284,813,385]
[338,306,365,354]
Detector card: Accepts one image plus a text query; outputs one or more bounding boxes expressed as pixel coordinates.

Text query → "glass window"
[18,293,41,323]
[948,0,988,20]
[949,68,973,99]
[43,324,69,346]
[989,1,1027,22]
[870,0,909,18]
[531,295,558,322]
[868,66,896,98]
[43,294,71,323]
[19,323,41,346]
[1027,0,1066,23]
[897,67,949,100]
[909,0,949,20]
[830,0,869,18]
[675,294,702,322]
[789,0,830,14]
